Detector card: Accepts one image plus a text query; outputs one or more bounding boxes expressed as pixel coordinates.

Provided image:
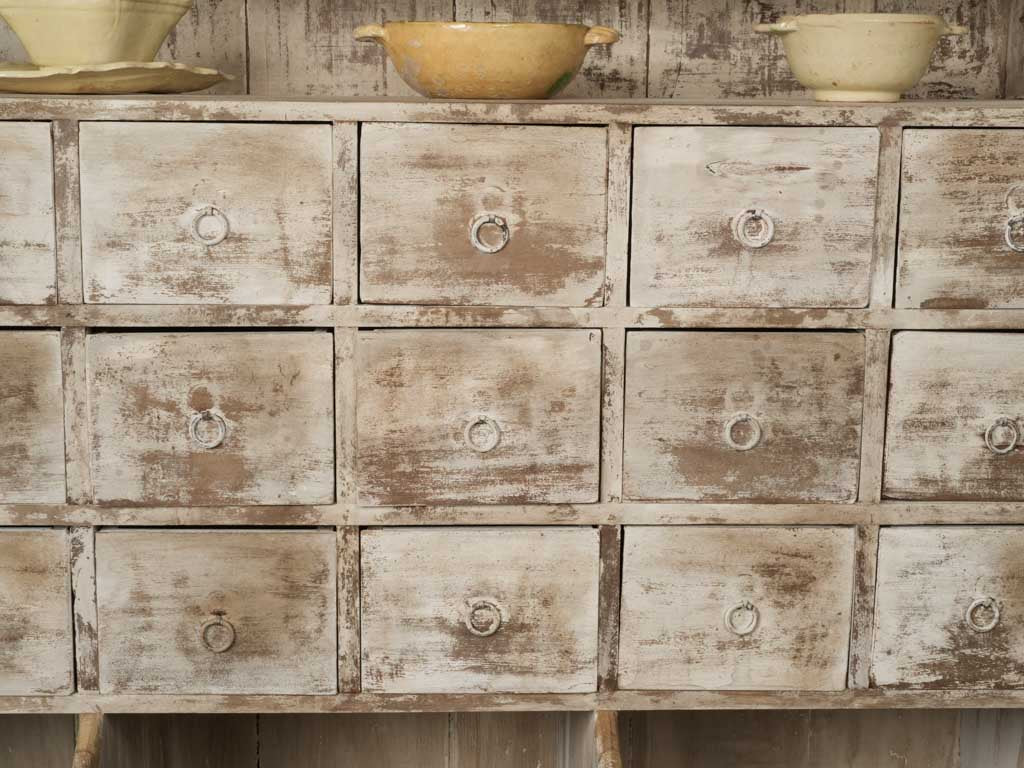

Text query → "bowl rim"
[782,12,950,26]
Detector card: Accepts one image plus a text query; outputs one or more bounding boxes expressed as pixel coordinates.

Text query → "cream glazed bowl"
[0,0,193,66]
[755,13,967,102]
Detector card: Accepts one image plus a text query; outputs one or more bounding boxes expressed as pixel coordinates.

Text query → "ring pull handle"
[200,610,236,653]
[189,410,227,450]
[724,412,762,452]
[732,209,775,249]
[1006,213,1024,253]
[464,415,501,453]
[985,416,1019,455]
[965,597,1000,633]
[725,601,759,636]
[464,597,505,638]
[190,205,231,247]
[469,213,511,254]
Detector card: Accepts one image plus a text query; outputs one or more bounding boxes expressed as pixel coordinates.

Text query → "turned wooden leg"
[72,713,104,768]
[596,710,623,768]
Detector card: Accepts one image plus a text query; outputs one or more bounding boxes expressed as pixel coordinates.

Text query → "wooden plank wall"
[0,0,1021,98]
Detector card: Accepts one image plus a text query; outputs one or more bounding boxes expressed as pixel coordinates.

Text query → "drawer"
[630,127,878,308]
[897,130,1024,308]
[88,332,334,506]
[623,332,864,502]
[357,329,601,505]
[884,332,1024,500]
[80,122,333,304]
[360,124,607,307]
[0,331,65,503]
[361,527,599,693]
[0,529,73,694]
[618,526,855,691]
[873,527,1024,689]
[0,122,55,304]
[96,529,337,694]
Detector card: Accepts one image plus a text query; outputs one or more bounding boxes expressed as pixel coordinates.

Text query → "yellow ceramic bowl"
[354,21,620,99]
[755,14,966,102]
[0,0,192,66]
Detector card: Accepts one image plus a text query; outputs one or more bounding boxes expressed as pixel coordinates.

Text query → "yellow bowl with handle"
[354,21,620,99]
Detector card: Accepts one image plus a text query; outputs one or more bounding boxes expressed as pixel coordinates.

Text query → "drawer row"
[5,329,1024,505]
[2,121,1022,309]
[3,525,1018,695]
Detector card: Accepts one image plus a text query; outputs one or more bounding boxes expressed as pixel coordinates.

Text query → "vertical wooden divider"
[70,526,99,692]
[333,122,360,306]
[53,119,83,305]
[869,125,903,310]
[604,123,632,308]
[335,327,360,692]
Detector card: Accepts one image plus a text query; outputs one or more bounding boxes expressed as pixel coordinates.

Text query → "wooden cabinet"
[0,123,55,305]
[630,127,878,307]
[0,529,73,695]
[360,527,600,693]
[80,123,333,304]
[0,331,65,503]
[87,332,334,506]
[897,130,1024,308]
[623,331,864,502]
[356,329,602,505]
[360,124,607,307]
[618,526,855,691]
[96,529,337,694]
[873,527,1024,689]
[885,332,1024,500]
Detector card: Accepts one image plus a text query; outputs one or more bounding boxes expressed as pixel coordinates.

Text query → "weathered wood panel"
[451,712,571,768]
[158,0,248,94]
[960,710,1024,767]
[361,124,607,307]
[0,122,55,305]
[618,526,855,691]
[884,332,1024,500]
[361,527,600,693]
[80,122,332,305]
[0,715,74,768]
[71,527,100,692]
[631,127,878,308]
[897,129,1024,309]
[0,529,73,695]
[357,330,602,505]
[0,331,65,503]
[98,715,257,768]
[96,529,337,694]
[87,331,334,506]
[623,332,864,502]
[873,526,1024,689]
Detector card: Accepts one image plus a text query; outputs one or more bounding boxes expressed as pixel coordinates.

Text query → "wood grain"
[604,123,632,307]
[71,526,100,692]
[337,526,361,693]
[157,0,248,94]
[361,527,600,693]
[451,712,572,768]
[332,121,359,305]
[960,710,1024,767]
[0,715,74,768]
[97,715,257,768]
[53,120,83,304]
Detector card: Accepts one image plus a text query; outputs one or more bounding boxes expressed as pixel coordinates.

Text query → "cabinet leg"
[72,713,104,768]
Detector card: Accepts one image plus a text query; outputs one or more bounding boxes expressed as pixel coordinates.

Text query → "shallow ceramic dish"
[353,21,620,99]
[755,13,966,102]
[0,61,231,94]
[0,0,192,66]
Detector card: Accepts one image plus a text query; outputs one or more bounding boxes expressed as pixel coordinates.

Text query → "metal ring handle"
[1006,212,1024,253]
[199,612,236,653]
[965,597,1000,633]
[724,601,759,636]
[469,213,511,254]
[724,412,762,452]
[732,209,775,249]
[190,205,231,247]
[188,410,227,450]
[464,416,501,453]
[465,597,505,638]
[985,417,1019,455]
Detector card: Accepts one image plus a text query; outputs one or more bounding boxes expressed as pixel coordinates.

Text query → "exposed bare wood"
[0,714,73,767]
[72,713,104,768]
[847,525,880,691]
[598,526,622,693]
[332,122,359,305]
[1007,0,1024,98]
[604,123,631,307]
[337,526,361,694]
[596,711,623,768]
[61,328,91,504]
[157,0,248,94]
[600,327,626,504]
[0,503,347,528]
[334,328,357,503]
[450,712,570,768]
[96,714,257,767]
[869,125,902,308]
[959,709,1024,767]
[857,329,892,503]
[71,527,100,692]
[52,120,82,304]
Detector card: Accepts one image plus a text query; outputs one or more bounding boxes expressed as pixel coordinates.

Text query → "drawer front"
[884,332,1024,500]
[0,529,73,694]
[623,332,864,502]
[0,122,55,304]
[88,332,334,506]
[96,529,337,694]
[360,124,607,307]
[897,130,1024,308]
[357,329,601,505]
[361,527,600,693]
[873,527,1024,689]
[0,331,65,503]
[631,127,878,308]
[80,122,333,304]
[618,526,855,691]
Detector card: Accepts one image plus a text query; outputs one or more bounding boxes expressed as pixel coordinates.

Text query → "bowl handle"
[354,24,386,43]
[754,21,798,34]
[584,26,620,46]
[942,23,969,36]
